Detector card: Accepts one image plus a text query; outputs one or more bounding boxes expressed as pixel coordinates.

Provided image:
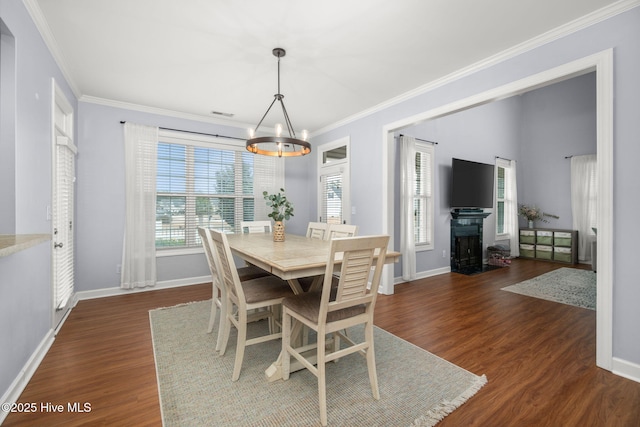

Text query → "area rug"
[501,267,596,310]
[150,300,487,426]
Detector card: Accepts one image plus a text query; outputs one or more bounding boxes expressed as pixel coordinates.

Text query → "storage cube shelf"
[519,228,578,264]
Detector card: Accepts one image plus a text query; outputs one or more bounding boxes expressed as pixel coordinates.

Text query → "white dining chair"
[198,227,269,351]
[210,229,295,381]
[281,235,390,426]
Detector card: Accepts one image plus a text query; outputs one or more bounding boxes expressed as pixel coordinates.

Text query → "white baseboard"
[612,357,640,384]
[393,266,451,285]
[75,275,211,301]
[0,329,55,425]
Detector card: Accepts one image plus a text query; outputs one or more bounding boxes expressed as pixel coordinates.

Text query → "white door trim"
[381,49,614,371]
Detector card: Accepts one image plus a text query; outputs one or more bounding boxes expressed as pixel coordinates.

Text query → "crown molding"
[79,95,256,130]
[22,0,81,98]
[24,0,639,136]
[314,0,640,136]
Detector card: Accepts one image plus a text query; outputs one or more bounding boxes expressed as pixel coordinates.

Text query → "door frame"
[51,79,76,331]
[381,50,613,371]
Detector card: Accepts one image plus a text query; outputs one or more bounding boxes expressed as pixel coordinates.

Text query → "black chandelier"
[246,48,311,157]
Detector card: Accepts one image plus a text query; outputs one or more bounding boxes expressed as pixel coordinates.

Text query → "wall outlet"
[116,264,121,274]
[442,249,446,258]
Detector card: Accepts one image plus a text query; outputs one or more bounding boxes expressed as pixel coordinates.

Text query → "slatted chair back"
[306,222,329,240]
[240,220,272,234]
[325,223,358,240]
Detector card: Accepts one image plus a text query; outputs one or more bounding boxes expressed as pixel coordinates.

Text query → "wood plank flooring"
[4,259,640,426]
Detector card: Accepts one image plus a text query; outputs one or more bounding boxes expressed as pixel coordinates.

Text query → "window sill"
[0,234,50,257]
[156,247,204,257]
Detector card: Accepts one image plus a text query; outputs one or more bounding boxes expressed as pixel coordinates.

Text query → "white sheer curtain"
[504,159,520,257]
[400,135,416,280]
[252,155,285,221]
[121,123,158,289]
[571,154,597,262]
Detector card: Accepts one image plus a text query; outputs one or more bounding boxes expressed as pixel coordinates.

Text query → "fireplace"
[450,209,491,274]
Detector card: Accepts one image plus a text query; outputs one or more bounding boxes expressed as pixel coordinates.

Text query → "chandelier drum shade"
[246,48,311,157]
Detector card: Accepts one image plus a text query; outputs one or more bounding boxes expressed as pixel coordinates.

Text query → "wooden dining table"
[224,232,400,381]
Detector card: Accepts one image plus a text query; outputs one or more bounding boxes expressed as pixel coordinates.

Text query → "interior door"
[317,138,350,225]
[52,136,76,329]
[52,81,75,330]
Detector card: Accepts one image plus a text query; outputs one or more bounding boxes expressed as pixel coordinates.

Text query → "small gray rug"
[501,267,596,310]
[150,300,487,426]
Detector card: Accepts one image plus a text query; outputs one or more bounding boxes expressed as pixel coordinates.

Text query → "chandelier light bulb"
[301,129,309,141]
[275,123,283,137]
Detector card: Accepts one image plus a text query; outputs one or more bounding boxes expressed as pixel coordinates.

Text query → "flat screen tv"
[450,158,495,209]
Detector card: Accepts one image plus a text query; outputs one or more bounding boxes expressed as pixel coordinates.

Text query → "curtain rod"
[565,155,573,159]
[495,156,513,161]
[398,134,438,145]
[119,121,246,141]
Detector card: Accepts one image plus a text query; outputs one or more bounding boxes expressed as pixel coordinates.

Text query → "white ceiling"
[33,0,622,134]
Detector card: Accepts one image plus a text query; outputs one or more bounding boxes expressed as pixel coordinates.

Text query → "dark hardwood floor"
[4,259,640,426]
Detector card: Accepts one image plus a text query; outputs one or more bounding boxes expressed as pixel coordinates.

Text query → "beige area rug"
[501,267,596,310]
[149,300,487,426]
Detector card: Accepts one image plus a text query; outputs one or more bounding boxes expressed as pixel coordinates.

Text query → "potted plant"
[263,188,294,241]
[518,204,548,228]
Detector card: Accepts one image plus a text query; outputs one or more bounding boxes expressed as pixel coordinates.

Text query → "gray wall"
[312,9,640,365]
[0,0,76,401]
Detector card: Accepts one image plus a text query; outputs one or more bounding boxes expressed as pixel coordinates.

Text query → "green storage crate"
[554,247,573,263]
[520,230,535,244]
[519,243,535,258]
[554,231,573,247]
[536,231,553,245]
[535,245,553,260]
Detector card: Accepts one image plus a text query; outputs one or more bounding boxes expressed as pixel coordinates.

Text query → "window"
[496,163,506,235]
[156,134,282,249]
[414,143,434,249]
[317,138,350,225]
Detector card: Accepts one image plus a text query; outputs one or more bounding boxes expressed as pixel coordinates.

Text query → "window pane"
[243,198,255,222]
[194,196,235,232]
[497,201,505,234]
[242,152,254,195]
[322,173,343,224]
[322,145,347,164]
[157,143,186,193]
[497,166,505,199]
[156,195,186,247]
[193,147,237,194]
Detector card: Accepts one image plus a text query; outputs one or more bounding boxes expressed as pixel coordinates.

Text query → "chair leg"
[317,334,328,426]
[232,311,248,382]
[207,296,218,334]
[365,321,380,400]
[218,302,232,356]
[282,308,291,380]
[215,296,227,352]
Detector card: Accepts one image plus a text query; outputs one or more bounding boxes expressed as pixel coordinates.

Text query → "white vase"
[528,220,534,229]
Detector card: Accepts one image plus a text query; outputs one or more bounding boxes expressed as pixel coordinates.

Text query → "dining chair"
[281,235,390,426]
[198,227,270,351]
[210,229,295,381]
[240,220,272,234]
[306,222,329,240]
[325,223,358,240]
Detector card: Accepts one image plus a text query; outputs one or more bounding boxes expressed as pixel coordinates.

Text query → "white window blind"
[414,143,434,247]
[496,164,506,235]
[321,172,343,225]
[156,133,283,249]
[53,136,76,310]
